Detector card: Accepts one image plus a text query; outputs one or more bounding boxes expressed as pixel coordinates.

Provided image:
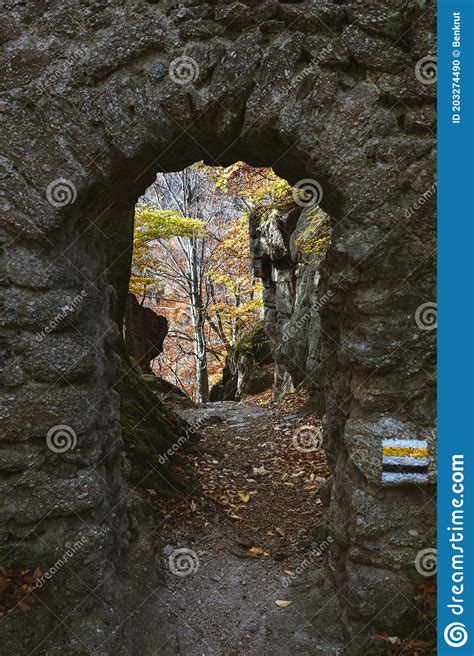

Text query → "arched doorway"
[1,1,437,652]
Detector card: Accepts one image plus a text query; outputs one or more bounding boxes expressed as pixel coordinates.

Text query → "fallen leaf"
[229,514,244,521]
[247,546,264,556]
[252,466,271,477]
[237,491,250,503]
[275,600,292,608]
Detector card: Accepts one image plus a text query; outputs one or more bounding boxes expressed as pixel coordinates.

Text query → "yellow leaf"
[247,547,264,556]
[238,491,250,503]
[247,546,270,557]
[275,600,292,608]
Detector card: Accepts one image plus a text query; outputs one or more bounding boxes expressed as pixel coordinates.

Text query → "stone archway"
[1,1,436,652]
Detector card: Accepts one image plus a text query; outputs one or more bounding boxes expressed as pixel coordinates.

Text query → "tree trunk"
[188,236,209,402]
[194,310,209,402]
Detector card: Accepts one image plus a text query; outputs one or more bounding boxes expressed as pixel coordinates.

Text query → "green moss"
[247,192,296,226]
[227,322,273,396]
[233,320,266,357]
[407,0,428,8]
[294,211,331,262]
[118,356,195,494]
[245,368,274,394]
[383,12,404,37]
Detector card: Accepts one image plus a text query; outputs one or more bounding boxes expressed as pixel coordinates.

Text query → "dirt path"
[148,398,344,655]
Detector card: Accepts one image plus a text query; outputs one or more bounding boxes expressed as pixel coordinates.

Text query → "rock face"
[0,1,436,652]
[249,203,330,406]
[124,292,168,374]
[118,355,196,493]
[210,321,273,401]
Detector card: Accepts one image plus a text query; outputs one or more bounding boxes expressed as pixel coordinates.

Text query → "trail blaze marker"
[381,439,429,484]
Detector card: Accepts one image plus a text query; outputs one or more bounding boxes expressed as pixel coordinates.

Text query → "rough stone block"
[345,562,414,626]
[344,416,436,486]
[23,335,98,382]
[0,383,98,441]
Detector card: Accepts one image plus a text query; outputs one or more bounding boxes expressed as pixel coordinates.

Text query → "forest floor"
[145,392,346,656]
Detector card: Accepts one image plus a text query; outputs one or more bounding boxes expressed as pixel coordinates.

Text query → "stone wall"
[0,0,436,651]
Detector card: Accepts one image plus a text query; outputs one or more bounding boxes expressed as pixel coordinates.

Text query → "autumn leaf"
[419,580,437,599]
[246,546,270,557]
[229,514,245,522]
[252,466,271,477]
[247,546,264,556]
[237,491,250,503]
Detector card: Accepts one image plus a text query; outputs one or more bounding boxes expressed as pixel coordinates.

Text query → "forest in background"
[129,163,293,402]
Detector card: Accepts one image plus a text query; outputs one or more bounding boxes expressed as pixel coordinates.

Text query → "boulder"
[210,321,273,401]
[124,292,168,373]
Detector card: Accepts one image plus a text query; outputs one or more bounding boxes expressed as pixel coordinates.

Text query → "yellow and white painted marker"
[382,438,429,484]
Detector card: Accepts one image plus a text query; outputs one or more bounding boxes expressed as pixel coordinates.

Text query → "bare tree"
[139,166,245,402]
